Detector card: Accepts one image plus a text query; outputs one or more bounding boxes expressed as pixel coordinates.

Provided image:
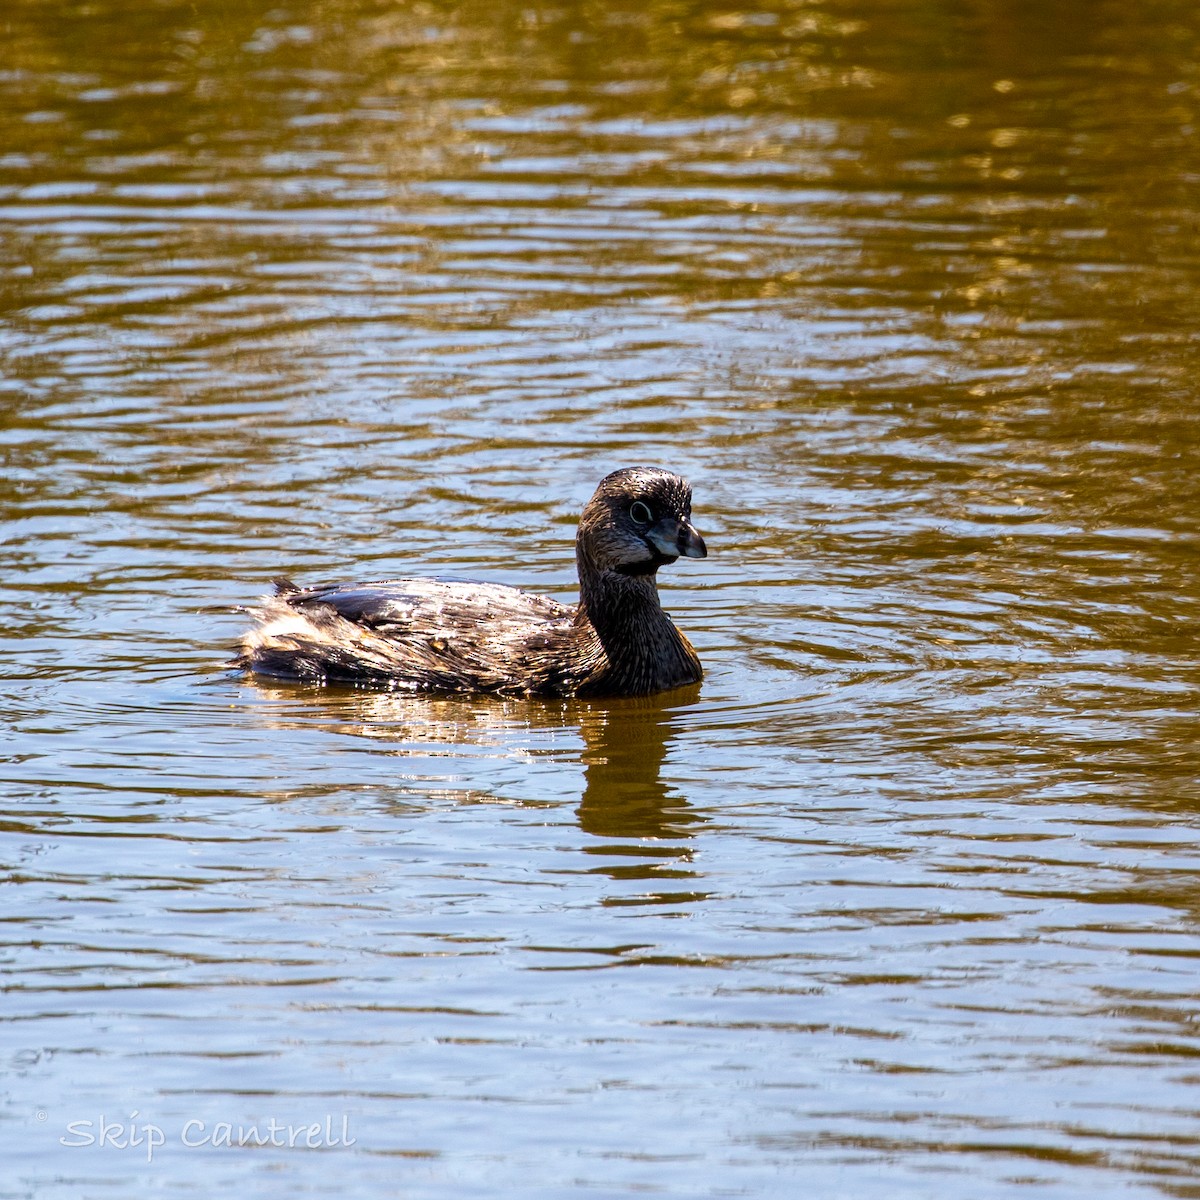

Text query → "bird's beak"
[647,517,707,560]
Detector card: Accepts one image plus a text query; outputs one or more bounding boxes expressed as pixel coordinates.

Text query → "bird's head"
[577,466,707,578]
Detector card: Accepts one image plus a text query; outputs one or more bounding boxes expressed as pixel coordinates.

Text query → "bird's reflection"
[240,679,705,843]
[573,689,704,840]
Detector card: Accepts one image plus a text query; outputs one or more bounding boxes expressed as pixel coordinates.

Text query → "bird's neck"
[577,557,663,637]
[575,552,700,694]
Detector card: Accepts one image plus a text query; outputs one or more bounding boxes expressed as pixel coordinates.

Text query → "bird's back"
[237,577,598,695]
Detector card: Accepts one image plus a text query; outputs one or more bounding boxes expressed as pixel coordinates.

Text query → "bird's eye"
[629,501,653,525]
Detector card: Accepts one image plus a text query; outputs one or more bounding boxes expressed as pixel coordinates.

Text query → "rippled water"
[4,0,1200,1196]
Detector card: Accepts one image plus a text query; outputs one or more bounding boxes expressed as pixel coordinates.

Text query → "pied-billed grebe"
[234,466,707,697]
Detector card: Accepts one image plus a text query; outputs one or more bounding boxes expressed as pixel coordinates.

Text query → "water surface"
[3,0,1200,1196]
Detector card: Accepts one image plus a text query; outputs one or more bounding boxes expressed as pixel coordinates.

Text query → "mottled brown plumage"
[234,467,707,697]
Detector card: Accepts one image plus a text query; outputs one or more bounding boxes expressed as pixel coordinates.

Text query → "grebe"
[234,466,707,697]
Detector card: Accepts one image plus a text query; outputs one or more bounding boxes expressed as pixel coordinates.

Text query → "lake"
[3,0,1200,1196]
